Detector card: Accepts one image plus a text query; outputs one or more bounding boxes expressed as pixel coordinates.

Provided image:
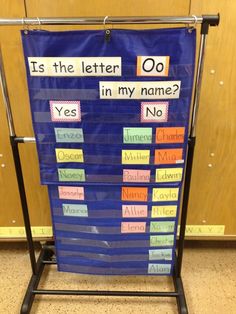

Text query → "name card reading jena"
[28,57,121,76]
[99,81,181,99]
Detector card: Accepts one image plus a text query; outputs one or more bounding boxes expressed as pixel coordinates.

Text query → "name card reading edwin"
[28,57,121,76]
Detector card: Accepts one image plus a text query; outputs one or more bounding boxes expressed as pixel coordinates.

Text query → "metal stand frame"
[0,15,219,314]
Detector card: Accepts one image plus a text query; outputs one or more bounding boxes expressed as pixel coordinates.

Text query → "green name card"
[148,263,171,274]
[123,127,152,144]
[58,168,85,182]
[55,128,84,143]
[149,249,172,261]
[150,221,175,233]
[150,235,174,247]
[62,204,88,217]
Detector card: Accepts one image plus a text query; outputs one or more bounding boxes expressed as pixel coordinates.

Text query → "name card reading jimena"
[123,127,152,144]
[28,57,122,76]
[55,148,84,163]
[99,81,181,99]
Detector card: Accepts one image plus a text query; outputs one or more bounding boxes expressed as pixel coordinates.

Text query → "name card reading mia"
[28,57,121,76]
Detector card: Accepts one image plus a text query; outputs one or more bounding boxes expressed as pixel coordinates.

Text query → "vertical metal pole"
[0,46,37,274]
[177,32,208,276]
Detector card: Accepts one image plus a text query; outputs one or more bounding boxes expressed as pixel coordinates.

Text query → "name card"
[149,249,173,261]
[141,102,168,123]
[122,205,148,218]
[155,168,183,183]
[156,127,185,144]
[150,221,175,233]
[148,263,171,274]
[150,235,174,247]
[154,149,183,164]
[122,150,150,164]
[123,127,152,144]
[62,204,88,217]
[55,149,84,163]
[151,206,177,218]
[58,186,84,200]
[152,188,179,202]
[58,169,85,182]
[121,222,146,233]
[50,101,81,122]
[137,56,170,77]
[122,187,148,202]
[28,57,121,76]
[123,169,150,183]
[55,128,84,143]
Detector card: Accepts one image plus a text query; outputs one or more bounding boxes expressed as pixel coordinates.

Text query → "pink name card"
[122,205,148,218]
[58,186,84,200]
[123,169,150,182]
[121,222,146,233]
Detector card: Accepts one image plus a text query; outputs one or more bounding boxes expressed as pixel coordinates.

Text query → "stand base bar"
[32,289,178,297]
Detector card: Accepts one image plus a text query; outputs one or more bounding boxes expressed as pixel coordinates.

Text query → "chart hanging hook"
[22,18,29,34]
[103,16,111,42]
[188,15,197,33]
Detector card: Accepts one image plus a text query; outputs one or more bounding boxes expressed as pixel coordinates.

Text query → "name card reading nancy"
[50,101,81,122]
[150,221,175,233]
[55,149,84,163]
[62,203,88,217]
[152,205,177,218]
[55,128,84,143]
[121,222,146,233]
[28,57,121,76]
[123,169,150,183]
[58,169,85,182]
[148,263,171,274]
[155,148,183,164]
[123,127,152,144]
[122,150,150,164]
[99,81,181,99]
[149,249,173,261]
[155,168,183,183]
[141,102,168,123]
[152,188,179,202]
[137,56,170,77]
[122,205,148,218]
[150,234,174,247]
[156,127,185,144]
[58,186,84,200]
[122,187,148,202]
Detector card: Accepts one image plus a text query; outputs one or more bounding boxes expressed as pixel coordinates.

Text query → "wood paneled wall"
[0,0,235,238]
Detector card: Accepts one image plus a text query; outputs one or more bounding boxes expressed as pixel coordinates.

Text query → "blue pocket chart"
[22,27,196,275]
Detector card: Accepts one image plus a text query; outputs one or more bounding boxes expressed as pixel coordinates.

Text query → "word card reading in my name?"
[99,81,181,99]
[50,101,81,122]
[58,169,85,182]
[122,187,148,202]
[141,102,168,123]
[55,149,84,163]
[58,186,84,200]
[28,57,122,76]
[137,56,170,77]
[122,150,150,165]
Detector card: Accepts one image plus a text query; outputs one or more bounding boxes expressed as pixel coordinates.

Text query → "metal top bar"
[0,15,219,26]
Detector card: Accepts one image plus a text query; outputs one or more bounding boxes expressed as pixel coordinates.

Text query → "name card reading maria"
[99,81,181,99]
[28,57,122,76]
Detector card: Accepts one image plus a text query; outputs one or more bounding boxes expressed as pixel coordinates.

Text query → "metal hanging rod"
[0,15,219,26]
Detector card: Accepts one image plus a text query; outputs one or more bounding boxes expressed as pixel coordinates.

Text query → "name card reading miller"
[28,57,122,76]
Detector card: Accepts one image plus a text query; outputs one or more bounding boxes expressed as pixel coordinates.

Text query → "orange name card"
[121,222,146,233]
[155,149,183,165]
[122,187,148,202]
[156,127,185,144]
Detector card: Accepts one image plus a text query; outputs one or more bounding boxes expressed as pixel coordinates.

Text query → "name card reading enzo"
[28,57,121,76]
[99,81,181,99]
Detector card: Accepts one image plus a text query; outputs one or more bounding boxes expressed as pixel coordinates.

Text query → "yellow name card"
[55,148,84,163]
[152,205,177,218]
[156,168,183,182]
[122,150,150,164]
[152,188,179,202]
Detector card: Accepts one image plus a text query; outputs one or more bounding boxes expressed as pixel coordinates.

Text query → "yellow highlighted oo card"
[55,148,84,163]
[122,150,150,164]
